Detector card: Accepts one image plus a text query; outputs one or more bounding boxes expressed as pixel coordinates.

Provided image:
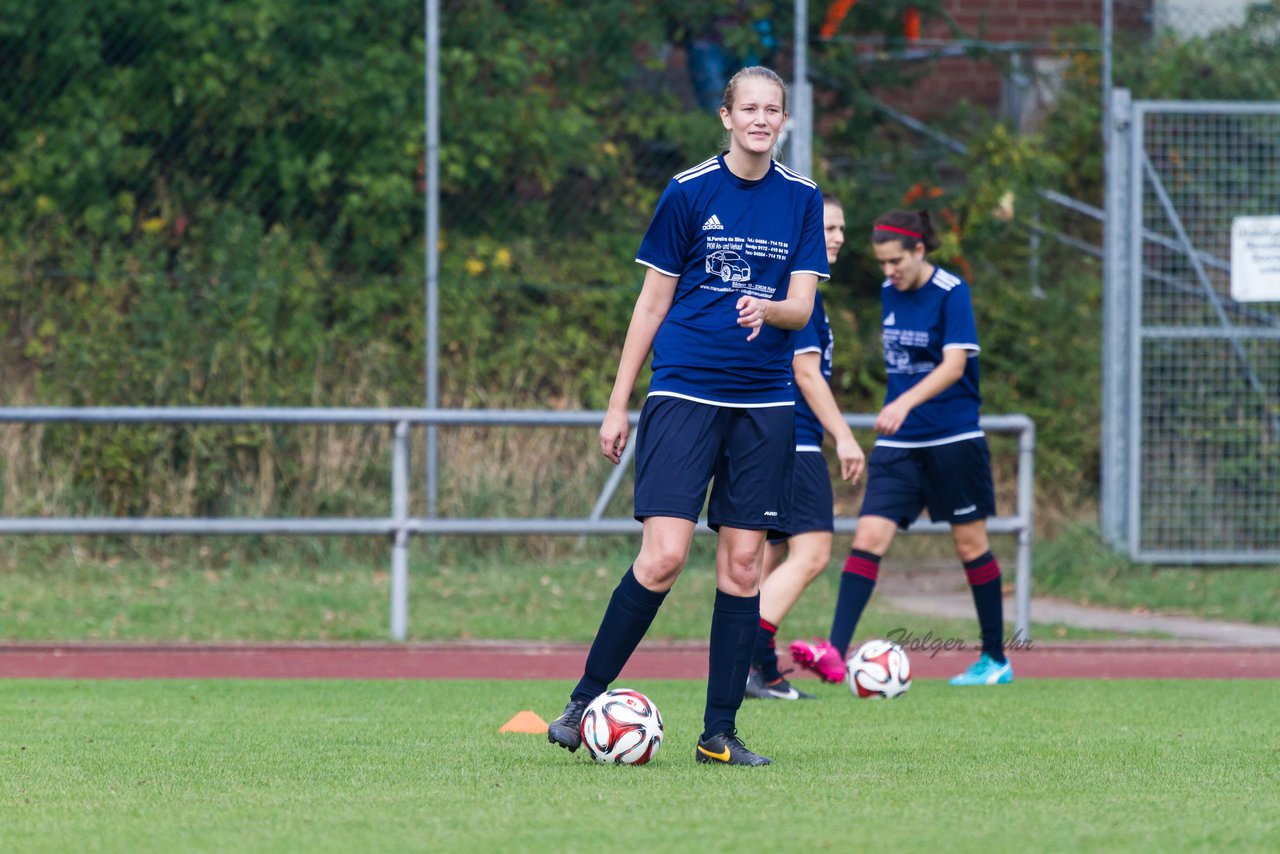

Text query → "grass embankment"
[3,530,1276,644]
[1033,524,1280,625]
[0,542,1049,642]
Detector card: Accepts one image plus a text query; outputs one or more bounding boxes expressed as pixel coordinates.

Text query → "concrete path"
[878,561,1280,647]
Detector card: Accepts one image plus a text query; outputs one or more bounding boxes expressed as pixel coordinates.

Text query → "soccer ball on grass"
[847,639,912,699]
[579,688,663,765]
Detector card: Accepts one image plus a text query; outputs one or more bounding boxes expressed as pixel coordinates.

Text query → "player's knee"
[802,552,831,581]
[722,546,759,574]
[718,568,758,597]
[851,532,887,555]
[635,545,687,586]
[951,531,989,563]
[718,547,760,587]
[633,564,682,591]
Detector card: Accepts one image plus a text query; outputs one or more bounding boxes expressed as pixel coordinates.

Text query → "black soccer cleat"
[695,729,771,766]
[547,697,591,752]
[745,669,816,701]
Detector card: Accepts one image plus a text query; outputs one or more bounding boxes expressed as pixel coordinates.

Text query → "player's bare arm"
[875,347,968,435]
[736,273,818,340]
[793,351,865,482]
[600,268,677,463]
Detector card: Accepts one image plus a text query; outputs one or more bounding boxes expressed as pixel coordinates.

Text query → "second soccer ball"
[847,639,912,699]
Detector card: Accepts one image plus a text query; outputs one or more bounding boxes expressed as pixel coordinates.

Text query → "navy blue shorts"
[858,437,995,530]
[633,395,794,535]
[769,450,833,543]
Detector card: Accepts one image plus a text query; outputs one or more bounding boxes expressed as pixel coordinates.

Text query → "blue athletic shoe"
[949,653,1013,686]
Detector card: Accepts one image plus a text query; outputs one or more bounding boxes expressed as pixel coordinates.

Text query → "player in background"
[545,66,830,766]
[790,209,1014,687]
[745,193,866,701]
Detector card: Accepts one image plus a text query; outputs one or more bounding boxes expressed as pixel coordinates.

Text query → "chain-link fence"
[4,1,1273,298]
[1105,96,1280,562]
[0,1,423,268]
[3,1,1278,537]
[0,1,817,524]
[14,0,1262,316]
[0,1,823,380]
[435,2,813,296]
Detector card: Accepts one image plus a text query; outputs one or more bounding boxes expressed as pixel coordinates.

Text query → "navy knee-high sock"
[964,552,1006,663]
[829,549,880,659]
[702,588,760,740]
[751,618,781,682]
[571,567,668,701]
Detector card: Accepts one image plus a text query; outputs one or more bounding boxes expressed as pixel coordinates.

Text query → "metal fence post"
[789,0,812,178]
[1013,419,1036,642]
[390,420,411,641]
[1124,98,1145,555]
[1101,87,1132,548]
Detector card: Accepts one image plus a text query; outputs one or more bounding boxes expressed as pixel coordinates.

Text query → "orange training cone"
[499,710,549,734]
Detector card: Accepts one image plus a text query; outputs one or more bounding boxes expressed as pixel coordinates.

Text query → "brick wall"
[873,0,1152,118]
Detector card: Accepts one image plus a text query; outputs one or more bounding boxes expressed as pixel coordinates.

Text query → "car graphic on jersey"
[705,249,752,284]
[884,345,912,371]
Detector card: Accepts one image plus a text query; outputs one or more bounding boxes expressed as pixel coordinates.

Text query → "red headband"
[874,224,923,239]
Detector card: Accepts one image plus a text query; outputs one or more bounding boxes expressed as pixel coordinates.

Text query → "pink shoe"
[788,638,846,684]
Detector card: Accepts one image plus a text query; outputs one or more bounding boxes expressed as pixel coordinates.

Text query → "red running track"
[1,641,1279,680]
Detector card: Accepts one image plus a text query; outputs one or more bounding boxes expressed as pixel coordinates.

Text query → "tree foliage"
[1,1,1276,519]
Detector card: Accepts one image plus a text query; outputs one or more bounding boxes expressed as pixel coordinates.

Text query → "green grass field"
[2,679,1277,852]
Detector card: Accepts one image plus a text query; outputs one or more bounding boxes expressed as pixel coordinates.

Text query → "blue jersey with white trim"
[878,266,982,446]
[635,154,829,406]
[792,288,833,447]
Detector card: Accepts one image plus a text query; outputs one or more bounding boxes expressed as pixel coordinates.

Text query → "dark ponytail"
[871,210,940,252]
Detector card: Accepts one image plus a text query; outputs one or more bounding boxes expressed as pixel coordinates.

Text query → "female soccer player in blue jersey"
[790,209,1014,687]
[744,194,867,701]
[546,66,830,766]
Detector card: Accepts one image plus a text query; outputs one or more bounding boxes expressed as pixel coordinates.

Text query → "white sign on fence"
[1231,216,1280,302]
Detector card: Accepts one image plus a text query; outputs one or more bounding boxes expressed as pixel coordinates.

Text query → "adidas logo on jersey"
[884,312,896,326]
[702,214,725,231]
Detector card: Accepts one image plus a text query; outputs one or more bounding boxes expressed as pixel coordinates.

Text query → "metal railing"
[0,408,1035,641]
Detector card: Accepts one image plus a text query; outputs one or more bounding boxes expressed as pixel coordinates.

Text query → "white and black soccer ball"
[579,688,663,765]
[847,639,912,699]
